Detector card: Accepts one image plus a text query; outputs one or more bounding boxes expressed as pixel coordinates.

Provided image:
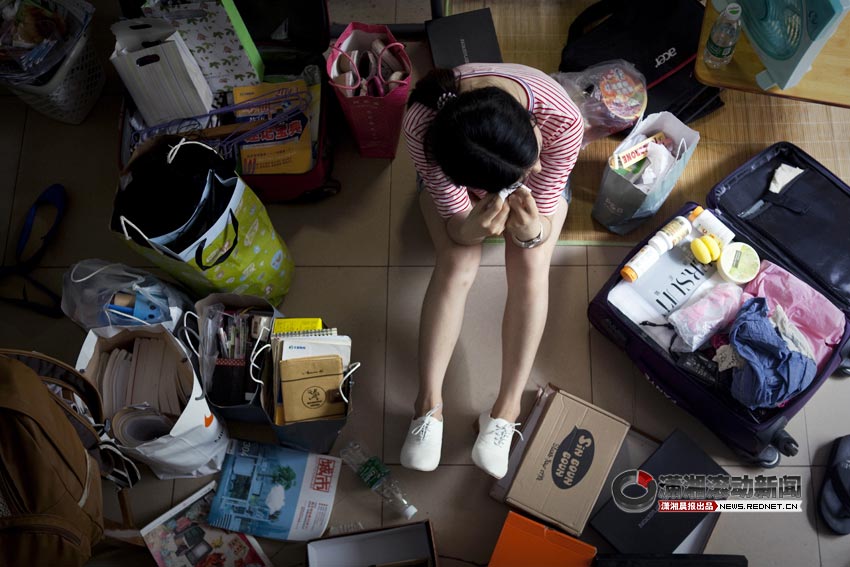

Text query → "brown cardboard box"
[279,355,346,423]
[505,387,629,536]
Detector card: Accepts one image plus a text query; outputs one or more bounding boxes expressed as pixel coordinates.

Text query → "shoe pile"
[332,38,410,98]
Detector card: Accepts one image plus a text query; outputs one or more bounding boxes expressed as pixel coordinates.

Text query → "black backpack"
[560,0,723,124]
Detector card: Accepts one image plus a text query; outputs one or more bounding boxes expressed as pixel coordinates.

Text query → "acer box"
[504,387,629,536]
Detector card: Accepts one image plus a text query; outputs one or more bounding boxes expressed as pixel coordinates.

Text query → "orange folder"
[489,512,597,567]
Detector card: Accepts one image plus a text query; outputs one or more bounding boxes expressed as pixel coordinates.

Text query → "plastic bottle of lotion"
[621,216,692,282]
[687,206,735,247]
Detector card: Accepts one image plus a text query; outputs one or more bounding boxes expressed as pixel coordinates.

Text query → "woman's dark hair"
[408,69,538,192]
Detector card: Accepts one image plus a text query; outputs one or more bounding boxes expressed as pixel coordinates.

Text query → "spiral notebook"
[268,328,350,424]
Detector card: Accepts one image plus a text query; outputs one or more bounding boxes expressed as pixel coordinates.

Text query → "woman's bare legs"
[414,191,482,418]
[491,197,569,422]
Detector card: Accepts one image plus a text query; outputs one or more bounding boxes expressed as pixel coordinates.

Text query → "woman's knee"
[505,248,550,289]
[435,247,481,289]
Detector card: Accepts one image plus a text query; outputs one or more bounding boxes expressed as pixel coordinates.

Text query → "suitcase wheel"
[772,429,799,457]
[754,445,781,469]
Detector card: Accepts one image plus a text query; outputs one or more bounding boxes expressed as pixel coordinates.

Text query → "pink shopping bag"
[327,22,412,159]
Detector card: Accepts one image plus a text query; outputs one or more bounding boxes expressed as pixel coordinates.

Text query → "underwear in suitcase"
[589,141,850,467]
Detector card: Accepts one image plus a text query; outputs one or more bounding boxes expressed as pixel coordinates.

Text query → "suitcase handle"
[837,340,850,376]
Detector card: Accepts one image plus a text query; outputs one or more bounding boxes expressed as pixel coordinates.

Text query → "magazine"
[207,440,342,541]
[629,242,716,316]
[141,481,272,567]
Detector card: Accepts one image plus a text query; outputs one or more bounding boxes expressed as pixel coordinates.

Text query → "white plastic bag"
[669,283,743,352]
[62,259,192,334]
[75,325,229,479]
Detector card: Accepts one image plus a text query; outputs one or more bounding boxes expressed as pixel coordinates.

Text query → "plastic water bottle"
[340,441,418,520]
[704,3,742,69]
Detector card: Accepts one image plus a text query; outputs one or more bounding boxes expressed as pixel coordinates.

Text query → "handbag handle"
[330,46,363,92]
[376,41,408,87]
[194,209,239,271]
[119,216,184,261]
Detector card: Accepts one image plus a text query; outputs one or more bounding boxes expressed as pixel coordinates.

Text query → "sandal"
[0,183,67,317]
[820,434,850,535]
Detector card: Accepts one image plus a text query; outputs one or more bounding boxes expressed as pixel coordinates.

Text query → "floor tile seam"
[3,106,28,265]
[802,403,813,467]
[586,264,594,406]
[382,263,391,464]
[810,463,824,567]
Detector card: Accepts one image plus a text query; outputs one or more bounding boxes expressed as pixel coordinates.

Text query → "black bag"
[560,0,723,124]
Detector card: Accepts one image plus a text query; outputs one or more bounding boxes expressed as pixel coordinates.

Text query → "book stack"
[93,337,192,446]
[268,318,353,425]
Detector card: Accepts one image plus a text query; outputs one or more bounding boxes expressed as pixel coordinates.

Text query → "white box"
[110,18,213,126]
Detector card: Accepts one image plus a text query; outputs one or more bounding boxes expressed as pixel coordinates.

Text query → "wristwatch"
[511,222,544,249]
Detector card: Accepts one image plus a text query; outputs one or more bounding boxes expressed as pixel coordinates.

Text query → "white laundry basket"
[8,30,105,125]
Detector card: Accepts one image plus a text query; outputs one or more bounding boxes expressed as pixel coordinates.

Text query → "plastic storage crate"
[9,30,105,125]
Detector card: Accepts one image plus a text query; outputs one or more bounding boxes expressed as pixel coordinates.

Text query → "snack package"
[551,60,647,146]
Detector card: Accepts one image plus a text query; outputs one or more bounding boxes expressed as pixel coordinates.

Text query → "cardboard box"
[280,354,347,423]
[504,386,630,536]
[490,512,596,567]
[306,521,438,566]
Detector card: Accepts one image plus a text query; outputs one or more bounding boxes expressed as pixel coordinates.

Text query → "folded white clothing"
[769,163,805,194]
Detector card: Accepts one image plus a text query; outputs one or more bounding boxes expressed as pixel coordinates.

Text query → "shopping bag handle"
[194,209,239,271]
[376,41,408,87]
[119,216,184,261]
[330,46,363,92]
[674,138,688,160]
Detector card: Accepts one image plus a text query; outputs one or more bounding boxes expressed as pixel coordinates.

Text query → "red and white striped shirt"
[403,63,584,219]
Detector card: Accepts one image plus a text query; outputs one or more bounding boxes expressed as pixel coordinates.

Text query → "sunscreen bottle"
[621,216,692,282]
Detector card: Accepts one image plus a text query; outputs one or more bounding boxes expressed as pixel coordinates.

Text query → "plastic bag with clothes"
[669,283,743,352]
[61,259,193,334]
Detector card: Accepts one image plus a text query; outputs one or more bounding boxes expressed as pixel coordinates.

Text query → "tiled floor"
[2,1,850,567]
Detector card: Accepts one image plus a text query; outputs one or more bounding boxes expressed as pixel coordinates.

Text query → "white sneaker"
[400,404,443,472]
[471,412,523,479]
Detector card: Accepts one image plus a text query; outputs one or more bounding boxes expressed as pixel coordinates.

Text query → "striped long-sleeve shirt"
[403,62,584,219]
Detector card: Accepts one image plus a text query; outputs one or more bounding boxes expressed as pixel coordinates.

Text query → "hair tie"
[436,92,457,110]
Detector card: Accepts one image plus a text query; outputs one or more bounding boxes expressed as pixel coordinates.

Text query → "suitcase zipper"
[0,460,24,516]
[0,522,83,547]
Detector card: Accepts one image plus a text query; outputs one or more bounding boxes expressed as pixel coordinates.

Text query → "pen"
[218,327,229,357]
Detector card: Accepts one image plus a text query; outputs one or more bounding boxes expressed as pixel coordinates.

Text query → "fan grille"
[740,0,803,60]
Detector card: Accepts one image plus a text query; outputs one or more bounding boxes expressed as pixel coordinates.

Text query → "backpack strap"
[566,0,621,44]
[0,352,141,490]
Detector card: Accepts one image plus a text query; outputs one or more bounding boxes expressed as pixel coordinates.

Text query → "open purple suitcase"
[588,142,850,467]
